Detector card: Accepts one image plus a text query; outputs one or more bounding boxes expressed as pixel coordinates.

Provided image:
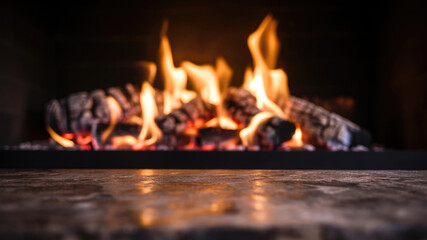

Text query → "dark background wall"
[0,0,426,149]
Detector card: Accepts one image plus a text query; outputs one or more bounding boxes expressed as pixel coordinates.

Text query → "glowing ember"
[62,133,74,140]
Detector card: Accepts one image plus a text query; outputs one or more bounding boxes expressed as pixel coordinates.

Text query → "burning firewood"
[45,83,162,136]
[43,15,373,152]
[284,97,371,150]
[197,127,240,149]
[224,88,296,149]
[155,96,216,135]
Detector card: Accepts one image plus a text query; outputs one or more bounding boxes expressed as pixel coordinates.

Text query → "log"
[106,84,141,118]
[197,127,240,149]
[155,96,216,135]
[224,88,296,149]
[223,88,260,127]
[285,96,371,150]
[45,83,158,136]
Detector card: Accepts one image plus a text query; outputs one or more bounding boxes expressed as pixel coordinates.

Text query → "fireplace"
[1,0,427,159]
[1,1,427,239]
[2,0,427,150]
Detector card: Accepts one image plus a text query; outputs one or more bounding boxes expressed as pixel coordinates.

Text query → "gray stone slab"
[0,170,426,239]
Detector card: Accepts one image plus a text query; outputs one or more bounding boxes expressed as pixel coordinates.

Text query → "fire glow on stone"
[46,14,335,150]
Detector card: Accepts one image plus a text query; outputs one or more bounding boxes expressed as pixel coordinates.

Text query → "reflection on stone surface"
[0,170,427,239]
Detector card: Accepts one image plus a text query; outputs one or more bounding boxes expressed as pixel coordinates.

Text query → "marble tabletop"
[0,170,426,239]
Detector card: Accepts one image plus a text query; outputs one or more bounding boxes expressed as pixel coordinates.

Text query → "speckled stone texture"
[0,170,426,240]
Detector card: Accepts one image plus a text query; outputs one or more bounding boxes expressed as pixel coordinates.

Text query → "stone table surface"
[0,170,426,240]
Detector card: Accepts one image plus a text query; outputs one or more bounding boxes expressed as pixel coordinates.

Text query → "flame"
[160,20,196,114]
[101,97,122,144]
[239,14,292,145]
[182,61,221,105]
[133,82,163,149]
[239,112,274,147]
[46,126,75,148]
[216,57,233,95]
[110,135,137,149]
[47,15,298,151]
[286,126,304,148]
[243,14,290,117]
[182,58,237,129]
[204,116,238,130]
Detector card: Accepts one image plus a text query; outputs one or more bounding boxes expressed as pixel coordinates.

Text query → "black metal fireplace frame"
[1,150,426,169]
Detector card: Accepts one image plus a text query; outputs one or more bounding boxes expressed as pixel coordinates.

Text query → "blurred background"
[0,0,426,149]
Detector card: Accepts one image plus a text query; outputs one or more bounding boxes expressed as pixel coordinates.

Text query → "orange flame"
[133,82,163,149]
[182,58,237,130]
[285,126,304,148]
[182,61,221,105]
[240,14,292,145]
[243,14,289,117]
[110,135,138,149]
[48,15,299,150]
[239,112,274,147]
[160,21,196,114]
[46,126,75,148]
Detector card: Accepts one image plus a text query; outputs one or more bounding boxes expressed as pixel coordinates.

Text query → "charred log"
[107,84,141,118]
[257,116,296,150]
[45,83,160,136]
[285,96,371,149]
[197,127,240,149]
[223,88,260,127]
[224,88,296,149]
[155,96,216,135]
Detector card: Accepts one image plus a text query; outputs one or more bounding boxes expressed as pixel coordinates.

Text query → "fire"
[46,126,75,148]
[240,112,274,147]
[182,57,237,130]
[285,126,304,148]
[204,116,238,130]
[239,14,293,145]
[110,135,138,148]
[160,21,196,114]
[182,61,221,105]
[243,14,290,116]
[134,82,163,150]
[48,14,302,150]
